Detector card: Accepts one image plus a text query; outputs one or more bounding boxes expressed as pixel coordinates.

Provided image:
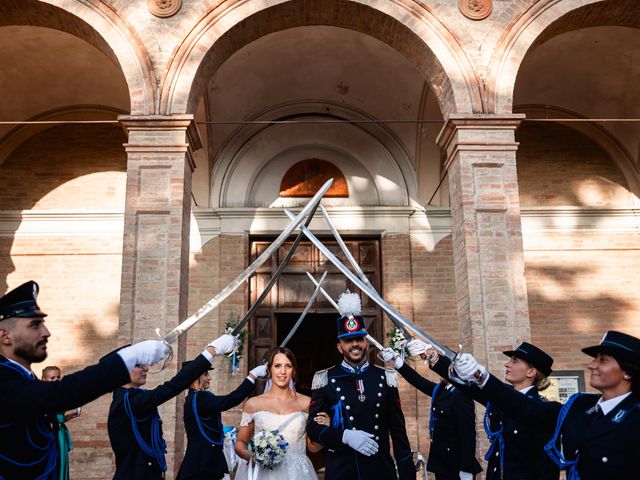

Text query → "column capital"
[436,114,525,169]
[118,114,203,170]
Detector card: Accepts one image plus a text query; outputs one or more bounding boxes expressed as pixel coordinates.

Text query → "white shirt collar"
[596,391,632,416]
[5,356,34,378]
[519,385,535,394]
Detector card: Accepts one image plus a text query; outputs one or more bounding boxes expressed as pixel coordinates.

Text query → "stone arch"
[210,101,417,208]
[486,0,607,113]
[515,104,640,202]
[162,0,481,117]
[1,0,156,114]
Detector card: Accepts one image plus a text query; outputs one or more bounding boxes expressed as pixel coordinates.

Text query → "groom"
[307,292,415,480]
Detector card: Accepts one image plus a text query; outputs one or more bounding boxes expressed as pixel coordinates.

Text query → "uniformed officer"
[107,333,237,479]
[380,348,482,480]
[407,339,559,480]
[451,330,640,480]
[176,361,267,480]
[306,292,415,480]
[0,280,168,479]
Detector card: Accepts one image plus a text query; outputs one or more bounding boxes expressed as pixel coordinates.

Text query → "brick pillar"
[118,115,202,476]
[436,115,531,373]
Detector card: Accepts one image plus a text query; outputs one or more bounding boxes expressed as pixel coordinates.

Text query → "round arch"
[2,0,156,114]
[486,0,607,113]
[210,101,418,208]
[161,0,481,117]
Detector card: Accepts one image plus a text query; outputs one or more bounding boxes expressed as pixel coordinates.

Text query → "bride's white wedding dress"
[235,411,318,480]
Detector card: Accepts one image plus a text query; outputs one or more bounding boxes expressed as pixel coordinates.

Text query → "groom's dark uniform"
[308,360,415,480]
[307,302,415,480]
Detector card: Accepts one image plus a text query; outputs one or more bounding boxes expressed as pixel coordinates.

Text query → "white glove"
[453,353,488,386]
[342,429,379,456]
[459,472,473,480]
[249,364,268,378]
[208,334,237,356]
[117,340,170,371]
[406,338,432,358]
[380,348,403,369]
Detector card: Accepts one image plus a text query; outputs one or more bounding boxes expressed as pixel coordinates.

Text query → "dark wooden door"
[248,238,382,389]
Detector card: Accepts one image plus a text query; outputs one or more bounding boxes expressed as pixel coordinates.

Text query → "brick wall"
[0,124,127,478]
[516,122,634,207]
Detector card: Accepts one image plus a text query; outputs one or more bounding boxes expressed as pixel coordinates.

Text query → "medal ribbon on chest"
[356,379,366,402]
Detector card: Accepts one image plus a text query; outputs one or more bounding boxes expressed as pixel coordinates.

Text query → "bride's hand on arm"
[302,395,326,453]
[235,398,257,462]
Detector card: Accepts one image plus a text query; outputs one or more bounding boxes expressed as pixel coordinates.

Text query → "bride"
[234,347,321,480]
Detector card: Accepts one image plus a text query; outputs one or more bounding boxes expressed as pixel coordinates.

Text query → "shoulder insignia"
[312,368,329,390]
[385,368,398,388]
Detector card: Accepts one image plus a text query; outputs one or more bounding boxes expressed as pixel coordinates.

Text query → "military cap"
[0,281,47,321]
[582,330,640,366]
[336,291,368,339]
[503,341,554,376]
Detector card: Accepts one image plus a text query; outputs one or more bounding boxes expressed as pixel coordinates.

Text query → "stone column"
[436,114,530,372]
[118,115,202,475]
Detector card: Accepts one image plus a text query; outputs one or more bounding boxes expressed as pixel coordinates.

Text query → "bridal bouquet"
[250,429,289,470]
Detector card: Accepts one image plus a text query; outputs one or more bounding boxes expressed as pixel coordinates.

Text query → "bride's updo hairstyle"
[265,346,298,384]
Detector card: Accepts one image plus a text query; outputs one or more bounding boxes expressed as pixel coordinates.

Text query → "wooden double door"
[248,237,382,394]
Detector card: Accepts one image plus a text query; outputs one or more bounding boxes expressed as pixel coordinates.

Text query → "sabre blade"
[286,209,456,361]
[305,271,339,310]
[319,205,414,341]
[161,178,333,344]
[280,271,327,347]
[306,271,385,352]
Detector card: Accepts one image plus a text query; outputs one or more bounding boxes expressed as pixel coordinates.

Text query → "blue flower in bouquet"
[249,429,288,470]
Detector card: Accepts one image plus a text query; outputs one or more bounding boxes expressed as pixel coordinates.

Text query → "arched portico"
[7,0,157,114]
[161,0,481,117]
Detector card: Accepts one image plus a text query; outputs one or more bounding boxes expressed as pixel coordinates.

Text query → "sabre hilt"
[447,344,485,386]
[147,329,174,373]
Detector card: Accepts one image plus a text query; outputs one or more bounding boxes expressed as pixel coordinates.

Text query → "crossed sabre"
[159,178,334,356]
[283,208,457,362]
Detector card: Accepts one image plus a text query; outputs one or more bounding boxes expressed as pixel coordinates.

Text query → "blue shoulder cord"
[0,361,57,480]
[483,402,505,478]
[192,391,223,446]
[544,393,582,480]
[428,382,442,438]
[123,391,167,472]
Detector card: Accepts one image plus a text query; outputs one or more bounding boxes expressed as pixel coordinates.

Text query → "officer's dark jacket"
[107,354,212,480]
[176,378,254,480]
[307,362,416,480]
[0,353,130,480]
[432,357,558,480]
[482,373,640,480]
[398,363,482,477]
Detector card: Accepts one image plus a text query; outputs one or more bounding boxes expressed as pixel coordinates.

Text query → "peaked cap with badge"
[0,280,47,321]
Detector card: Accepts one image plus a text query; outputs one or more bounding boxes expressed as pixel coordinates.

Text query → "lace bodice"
[240,411,308,455]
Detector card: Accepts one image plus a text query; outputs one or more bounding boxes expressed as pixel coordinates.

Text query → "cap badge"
[344,316,359,332]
